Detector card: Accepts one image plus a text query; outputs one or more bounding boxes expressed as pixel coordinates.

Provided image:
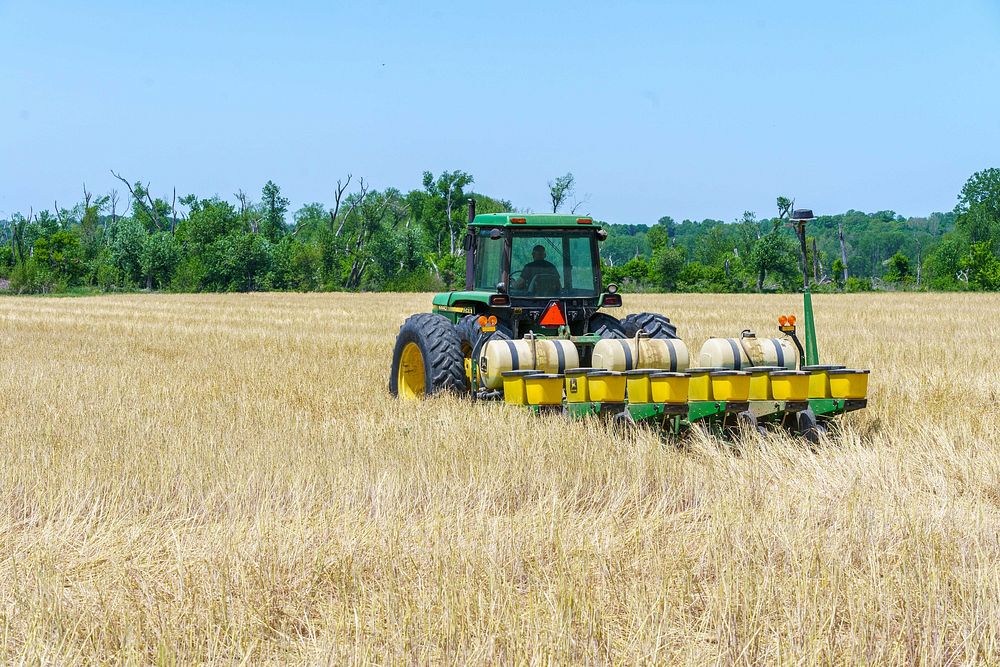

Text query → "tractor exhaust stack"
[468,198,476,223]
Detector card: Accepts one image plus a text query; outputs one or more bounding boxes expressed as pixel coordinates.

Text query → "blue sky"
[2,0,998,224]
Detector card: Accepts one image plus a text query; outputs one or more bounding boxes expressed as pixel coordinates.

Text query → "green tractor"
[390,202,870,441]
[389,200,674,398]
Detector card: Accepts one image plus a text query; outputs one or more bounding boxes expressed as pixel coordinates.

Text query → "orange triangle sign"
[539,302,566,327]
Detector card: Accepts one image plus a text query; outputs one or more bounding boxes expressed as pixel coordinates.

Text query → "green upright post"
[793,210,820,366]
[803,288,818,365]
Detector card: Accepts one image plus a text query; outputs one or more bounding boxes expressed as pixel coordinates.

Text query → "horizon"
[2,0,998,225]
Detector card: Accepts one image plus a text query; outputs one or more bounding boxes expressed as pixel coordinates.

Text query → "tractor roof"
[469,213,595,228]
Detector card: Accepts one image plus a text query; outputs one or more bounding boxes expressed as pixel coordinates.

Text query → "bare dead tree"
[11,207,32,265]
[83,183,93,210]
[838,219,849,283]
[335,177,369,238]
[812,238,821,283]
[110,170,165,230]
[569,193,591,215]
[54,201,64,226]
[443,175,469,255]
[236,190,249,218]
[109,190,120,225]
[329,175,352,233]
[235,189,260,234]
[345,191,399,288]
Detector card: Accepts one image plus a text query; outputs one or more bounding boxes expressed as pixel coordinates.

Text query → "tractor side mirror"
[496,281,507,294]
[489,228,502,240]
[596,229,608,241]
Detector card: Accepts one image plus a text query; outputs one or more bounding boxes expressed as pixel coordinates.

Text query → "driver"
[514,244,560,291]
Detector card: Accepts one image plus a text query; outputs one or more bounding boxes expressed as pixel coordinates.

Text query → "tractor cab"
[473,223,599,299]
[432,203,620,338]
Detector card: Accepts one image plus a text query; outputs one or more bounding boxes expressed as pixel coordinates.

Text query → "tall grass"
[1,292,998,664]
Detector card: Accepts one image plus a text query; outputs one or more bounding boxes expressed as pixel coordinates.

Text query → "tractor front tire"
[390,313,466,399]
[622,312,679,339]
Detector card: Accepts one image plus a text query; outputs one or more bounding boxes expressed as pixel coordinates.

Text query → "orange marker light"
[477,315,488,327]
[788,314,797,325]
[487,315,497,326]
[510,217,527,224]
[778,315,788,326]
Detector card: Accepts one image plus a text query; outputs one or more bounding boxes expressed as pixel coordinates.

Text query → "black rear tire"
[582,313,626,366]
[622,312,679,339]
[389,313,466,398]
[587,312,626,339]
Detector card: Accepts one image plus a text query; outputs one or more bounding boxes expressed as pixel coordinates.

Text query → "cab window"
[474,230,503,290]
[509,230,598,297]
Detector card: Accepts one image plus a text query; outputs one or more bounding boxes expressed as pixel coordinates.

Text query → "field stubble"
[1,292,1000,664]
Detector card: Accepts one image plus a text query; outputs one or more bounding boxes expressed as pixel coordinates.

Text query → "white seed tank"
[591,337,690,373]
[480,338,580,389]
[698,332,796,370]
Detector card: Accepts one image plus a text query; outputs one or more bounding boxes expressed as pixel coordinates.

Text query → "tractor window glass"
[567,235,598,294]
[474,231,503,290]
[510,231,598,297]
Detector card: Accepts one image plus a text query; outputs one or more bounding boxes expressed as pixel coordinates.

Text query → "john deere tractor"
[389,200,673,398]
[390,201,870,441]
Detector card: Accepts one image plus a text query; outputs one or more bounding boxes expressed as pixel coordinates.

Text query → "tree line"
[1,168,997,294]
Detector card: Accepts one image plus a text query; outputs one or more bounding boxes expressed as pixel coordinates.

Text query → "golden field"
[1,291,999,664]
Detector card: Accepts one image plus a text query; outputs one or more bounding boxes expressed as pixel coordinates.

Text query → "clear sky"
[2,0,998,225]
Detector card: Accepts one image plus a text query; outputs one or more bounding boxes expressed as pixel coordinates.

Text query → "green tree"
[140,231,180,289]
[33,230,84,285]
[79,191,108,261]
[260,180,289,242]
[178,197,240,247]
[955,168,1000,244]
[548,173,575,213]
[422,170,473,256]
[0,245,12,275]
[677,262,731,292]
[656,216,677,240]
[749,232,798,291]
[201,232,272,291]
[923,234,966,289]
[108,218,148,286]
[735,211,761,259]
[960,242,1000,290]
[602,256,652,289]
[832,258,846,288]
[651,245,686,291]
[290,202,329,242]
[695,224,734,266]
[883,251,911,283]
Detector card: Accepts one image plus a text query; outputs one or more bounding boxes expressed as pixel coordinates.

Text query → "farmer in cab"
[514,244,560,293]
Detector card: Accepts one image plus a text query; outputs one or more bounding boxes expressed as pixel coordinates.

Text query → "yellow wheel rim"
[397,342,426,399]
[461,342,473,389]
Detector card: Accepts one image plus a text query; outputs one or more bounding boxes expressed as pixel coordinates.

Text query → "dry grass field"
[1,291,999,664]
